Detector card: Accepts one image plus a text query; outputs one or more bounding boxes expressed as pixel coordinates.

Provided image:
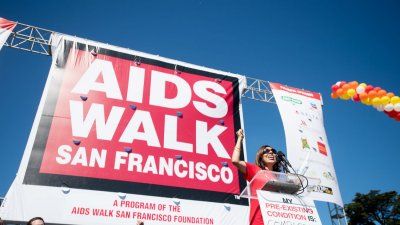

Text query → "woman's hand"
[236,129,244,140]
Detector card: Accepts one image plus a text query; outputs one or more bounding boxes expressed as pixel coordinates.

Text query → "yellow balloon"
[391,96,400,104]
[347,89,356,97]
[372,97,381,106]
[381,96,390,105]
[381,98,386,105]
[361,99,367,105]
[340,93,351,100]
[359,83,367,87]
[362,98,372,105]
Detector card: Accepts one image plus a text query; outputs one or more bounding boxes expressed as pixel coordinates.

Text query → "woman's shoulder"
[245,162,260,171]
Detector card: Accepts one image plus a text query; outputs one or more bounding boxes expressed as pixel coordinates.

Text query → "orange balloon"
[336,88,344,96]
[368,90,377,99]
[373,87,382,92]
[377,90,387,97]
[349,81,359,88]
[359,92,368,100]
[342,84,351,91]
[387,92,395,98]
[331,92,338,99]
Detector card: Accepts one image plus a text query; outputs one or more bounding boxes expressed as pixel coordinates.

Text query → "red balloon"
[388,111,397,118]
[352,94,360,102]
[331,85,339,92]
[365,85,374,93]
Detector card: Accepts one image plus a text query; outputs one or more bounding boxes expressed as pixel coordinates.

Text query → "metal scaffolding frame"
[3,21,276,103]
[2,20,347,225]
[328,202,348,225]
[242,77,275,103]
[4,21,53,55]
[5,22,276,103]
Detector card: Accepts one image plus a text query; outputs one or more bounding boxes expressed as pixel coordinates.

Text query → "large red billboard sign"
[24,41,246,204]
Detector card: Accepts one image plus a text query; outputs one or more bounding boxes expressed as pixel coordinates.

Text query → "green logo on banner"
[281,96,302,105]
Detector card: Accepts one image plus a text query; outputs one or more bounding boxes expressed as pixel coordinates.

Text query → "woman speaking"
[231,129,281,225]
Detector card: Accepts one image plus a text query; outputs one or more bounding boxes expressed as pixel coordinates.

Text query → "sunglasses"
[262,148,277,155]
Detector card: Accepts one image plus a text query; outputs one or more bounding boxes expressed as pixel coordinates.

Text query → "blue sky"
[1,0,399,223]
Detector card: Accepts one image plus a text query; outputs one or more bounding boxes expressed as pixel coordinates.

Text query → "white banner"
[270,82,343,207]
[257,190,322,225]
[0,18,16,51]
[1,184,245,225]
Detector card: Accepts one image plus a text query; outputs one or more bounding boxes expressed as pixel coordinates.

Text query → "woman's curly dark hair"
[255,145,281,172]
[27,217,45,225]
